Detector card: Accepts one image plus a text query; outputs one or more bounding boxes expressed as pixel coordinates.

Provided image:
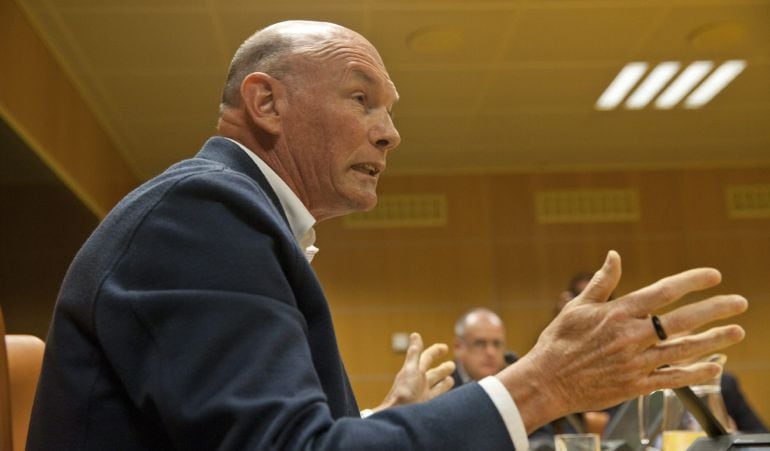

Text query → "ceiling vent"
[535,189,640,223]
[342,194,448,229]
[726,184,770,219]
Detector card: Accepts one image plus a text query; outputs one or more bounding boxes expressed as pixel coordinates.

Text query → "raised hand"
[498,250,747,432]
[372,333,455,413]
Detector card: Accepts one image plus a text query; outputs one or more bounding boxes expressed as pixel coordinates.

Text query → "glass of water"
[554,433,601,451]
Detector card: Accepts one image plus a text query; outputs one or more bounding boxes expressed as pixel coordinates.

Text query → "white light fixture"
[595,62,648,110]
[625,62,681,110]
[654,61,714,109]
[684,59,747,108]
[596,59,746,110]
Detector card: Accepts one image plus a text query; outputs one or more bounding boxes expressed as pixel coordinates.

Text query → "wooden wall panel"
[0,0,138,217]
[314,167,770,423]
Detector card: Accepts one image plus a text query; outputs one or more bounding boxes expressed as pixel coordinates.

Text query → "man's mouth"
[351,163,382,177]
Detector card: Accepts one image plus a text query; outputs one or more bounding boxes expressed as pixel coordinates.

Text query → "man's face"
[279,35,400,220]
[454,317,506,381]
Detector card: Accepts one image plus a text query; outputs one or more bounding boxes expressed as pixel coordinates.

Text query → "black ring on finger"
[651,315,668,340]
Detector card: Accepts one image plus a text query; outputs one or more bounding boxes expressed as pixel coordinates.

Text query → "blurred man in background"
[452,308,557,450]
[452,308,508,386]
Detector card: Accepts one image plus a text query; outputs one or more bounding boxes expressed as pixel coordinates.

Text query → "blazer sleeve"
[94,169,516,450]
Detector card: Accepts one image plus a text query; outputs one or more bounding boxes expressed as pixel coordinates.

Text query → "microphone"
[681,383,770,450]
[673,385,728,437]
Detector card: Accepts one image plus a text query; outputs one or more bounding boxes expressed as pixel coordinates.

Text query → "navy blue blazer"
[28,137,514,450]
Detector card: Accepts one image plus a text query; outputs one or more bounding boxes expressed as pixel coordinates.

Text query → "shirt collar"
[224,138,318,260]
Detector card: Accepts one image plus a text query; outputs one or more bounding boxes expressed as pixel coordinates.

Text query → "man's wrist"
[496,352,566,433]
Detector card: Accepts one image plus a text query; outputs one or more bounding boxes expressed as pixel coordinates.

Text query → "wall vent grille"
[343,194,448,228]
[726,184,770,219]
[535,189,640,223]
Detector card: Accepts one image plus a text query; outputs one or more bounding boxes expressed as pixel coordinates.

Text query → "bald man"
[29,20,748,450]
[452,308,560,450]
[452,308,508,386]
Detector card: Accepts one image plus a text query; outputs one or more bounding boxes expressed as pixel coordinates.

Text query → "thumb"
[579,250,622,304]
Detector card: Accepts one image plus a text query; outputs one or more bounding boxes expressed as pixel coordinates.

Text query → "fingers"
[419,342,449,373]
[649,325,745,367]
[426,360,455,387]
[403,333,424,370]
[655,295,748,338]
[384,334,455,406]
[428,376,455,398]
[643,362,723,393]
[579,250,622,304]
[622,268,722,317]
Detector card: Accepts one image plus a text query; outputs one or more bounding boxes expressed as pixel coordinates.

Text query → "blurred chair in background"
[0,308,46,451]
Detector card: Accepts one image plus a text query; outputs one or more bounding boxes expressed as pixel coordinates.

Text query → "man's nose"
[371,110,401,151]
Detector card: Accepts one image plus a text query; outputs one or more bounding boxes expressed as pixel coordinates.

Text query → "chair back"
[7,335,45,451]
[0,308,46,451]
[0,308,12,451]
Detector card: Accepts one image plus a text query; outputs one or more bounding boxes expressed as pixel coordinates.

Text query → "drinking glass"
[638,390,664,450]
[554,433,601,451]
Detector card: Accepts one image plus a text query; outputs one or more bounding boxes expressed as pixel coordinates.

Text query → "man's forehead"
[465,317,505,335]
[467,326,505,337]
[275,22,399,101]
[348,65,395,88]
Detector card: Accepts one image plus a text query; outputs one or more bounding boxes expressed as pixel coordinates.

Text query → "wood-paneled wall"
[313,167,770,424]
[0,0,138,217]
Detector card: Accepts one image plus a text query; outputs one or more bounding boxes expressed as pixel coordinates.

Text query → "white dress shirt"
[225,138,318,262]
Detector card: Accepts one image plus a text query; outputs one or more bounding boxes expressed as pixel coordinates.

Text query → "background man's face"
[455,317,506,381]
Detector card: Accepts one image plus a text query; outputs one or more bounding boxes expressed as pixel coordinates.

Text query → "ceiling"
[15,0,770,181]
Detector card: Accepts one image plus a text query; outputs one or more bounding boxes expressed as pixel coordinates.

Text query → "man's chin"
[348,189,378,212]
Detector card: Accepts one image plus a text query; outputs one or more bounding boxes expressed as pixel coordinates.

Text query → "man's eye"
[353,94,366,105]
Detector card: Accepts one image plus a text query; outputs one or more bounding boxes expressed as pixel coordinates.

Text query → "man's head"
[453,308,507,381]
[217,20,401,221]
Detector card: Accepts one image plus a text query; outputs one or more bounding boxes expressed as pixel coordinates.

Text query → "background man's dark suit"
[28,137,515,450]
[722,372,768,433]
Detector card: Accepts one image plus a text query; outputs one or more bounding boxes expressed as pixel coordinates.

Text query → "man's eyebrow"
[350,67,398,117]
[351,68,376,86]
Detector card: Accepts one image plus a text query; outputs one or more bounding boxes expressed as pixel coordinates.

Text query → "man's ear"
[240,72,283,135]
